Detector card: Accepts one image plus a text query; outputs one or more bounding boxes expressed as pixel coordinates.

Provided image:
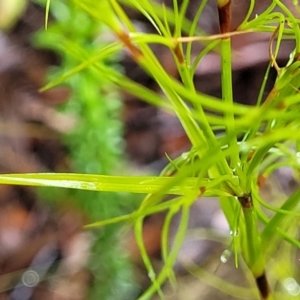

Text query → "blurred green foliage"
[32,0,140,298]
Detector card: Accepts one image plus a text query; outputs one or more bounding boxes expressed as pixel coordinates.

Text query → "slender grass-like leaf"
[45,0,51,29]
[0,173,202,195]
[187,261,260,299]
[261,188,300,244]
[135,216,165,300]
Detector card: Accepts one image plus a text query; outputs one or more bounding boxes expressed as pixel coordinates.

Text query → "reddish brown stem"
[174,43,184,65]
[117,31,142,61]
[256,272,271,300]
[218,0,231,34]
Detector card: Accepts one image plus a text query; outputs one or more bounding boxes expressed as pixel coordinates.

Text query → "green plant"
[2,0,300,299]
[31,1,138,298]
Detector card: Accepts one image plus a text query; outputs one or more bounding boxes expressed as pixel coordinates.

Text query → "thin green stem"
[238,0,255,28]
[220,38,241,171]
[238,195,271,300]
[186,0,209,67]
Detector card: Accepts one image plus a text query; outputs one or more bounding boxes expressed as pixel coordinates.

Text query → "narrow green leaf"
[0,173,201,195]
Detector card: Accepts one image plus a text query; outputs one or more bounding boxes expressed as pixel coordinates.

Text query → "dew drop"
[283,278,300,296]
[220,249,231,263]
[181,152,189,160]
[230,229,239,236]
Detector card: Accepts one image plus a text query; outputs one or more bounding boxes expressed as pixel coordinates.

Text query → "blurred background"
[0,1,299,299]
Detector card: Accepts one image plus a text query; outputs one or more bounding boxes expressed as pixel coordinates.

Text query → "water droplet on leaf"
[220,249,231,263]
[230,229,239,236]
[283,278,300,296]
